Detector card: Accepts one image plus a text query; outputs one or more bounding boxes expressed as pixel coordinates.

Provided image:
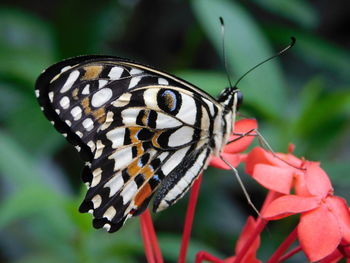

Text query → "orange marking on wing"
[81,97,91,114]
[134,183,152,207]
[136,143,144,156]
[128,159,142,178]
[141,165,154,179]
[152,132,162,148]
[128,149,151,178]
[93,107,106,124]
[129,127,142,143]
[82,65,103,80]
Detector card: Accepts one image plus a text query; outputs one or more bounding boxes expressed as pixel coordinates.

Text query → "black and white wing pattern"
[35,55,236,233]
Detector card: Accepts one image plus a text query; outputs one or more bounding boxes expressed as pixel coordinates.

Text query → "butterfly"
[35,55,243,233]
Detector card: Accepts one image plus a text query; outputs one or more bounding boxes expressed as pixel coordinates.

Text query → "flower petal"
[245,147,274,175]
[245,147,304,176]
[304,162,333,197]
[252,164,294,194]
[326,196,350,244]
[209,153,242,170]
[263,195,321,219]
[294,170,312,197]
[225,119,258,153]
[317,249,343,263]
[276,152,304,168]
[298,205,342,262]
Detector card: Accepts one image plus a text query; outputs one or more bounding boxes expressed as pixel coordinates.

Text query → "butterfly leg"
[220,155,261,217]
[253,129,305,170]
[229,127,304,170]
[228,128,258,145]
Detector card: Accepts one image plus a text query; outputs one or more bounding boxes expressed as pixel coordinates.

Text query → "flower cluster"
[139,119,350,263]
[255,147,350,262]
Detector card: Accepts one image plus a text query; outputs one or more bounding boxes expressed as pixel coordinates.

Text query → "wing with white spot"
[35,55,222,232]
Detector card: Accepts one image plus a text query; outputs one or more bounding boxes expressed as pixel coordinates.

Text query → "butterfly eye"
[236,90,243,110]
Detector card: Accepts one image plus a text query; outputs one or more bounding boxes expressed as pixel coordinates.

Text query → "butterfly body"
[35,55,241,232]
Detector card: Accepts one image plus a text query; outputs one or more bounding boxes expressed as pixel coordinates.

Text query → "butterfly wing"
[35,55,222,232]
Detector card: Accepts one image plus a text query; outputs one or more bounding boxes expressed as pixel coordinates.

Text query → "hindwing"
[35,55,222,232]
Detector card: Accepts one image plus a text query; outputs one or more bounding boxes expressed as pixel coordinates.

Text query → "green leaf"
[290,79,350,158]
[265,25,350,82]
[281,77,325,145]
[0,130,74,232]
[323,161,350,185]
[0,187,64,229]
[81,221,142,263]
[158,233,225,262]
[0,8,56,84]
[0,82,24,122]
[296,91,350,138]
[0,129,45,187]
[65,195,93,234]
[4,93,64,155]
[15,255,68,263]
[254,0,318,29]
[175,70,227,97]
[191,0,287,119]
[54,1,132,56]
[296,77,325,120]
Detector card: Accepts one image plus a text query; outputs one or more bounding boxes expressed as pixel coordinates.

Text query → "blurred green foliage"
[0,0,349,262]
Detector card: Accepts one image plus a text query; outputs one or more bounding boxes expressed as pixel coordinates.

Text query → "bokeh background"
[0,0,349,262]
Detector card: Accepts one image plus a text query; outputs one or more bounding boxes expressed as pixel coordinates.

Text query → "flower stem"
[233,191,279,263]
[145,209,163,263]
[140,209,163,263]
[195,251,224,263]
[278,246,302,262]
[338,244,350,258]
[267,227,298,263]
[233,217,267,263]
[178,174,203,263]
[140,212,156,263]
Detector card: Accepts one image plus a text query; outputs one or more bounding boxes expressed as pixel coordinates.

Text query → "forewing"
[35,55,221,232]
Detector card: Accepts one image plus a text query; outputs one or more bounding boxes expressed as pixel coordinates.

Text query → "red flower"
[209,119,257,170]
[245,146,304,194]
[249,153,350,262]
[139,124,350,263]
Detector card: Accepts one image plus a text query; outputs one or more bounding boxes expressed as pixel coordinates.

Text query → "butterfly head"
[218,87,243,113]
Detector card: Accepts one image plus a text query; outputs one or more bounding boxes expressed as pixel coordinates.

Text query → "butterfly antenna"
[234,37,296,88]
[219,17,234,88]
